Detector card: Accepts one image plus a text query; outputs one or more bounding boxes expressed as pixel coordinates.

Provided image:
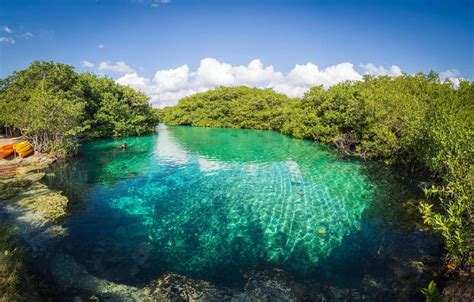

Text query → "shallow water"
[45,125,434,288]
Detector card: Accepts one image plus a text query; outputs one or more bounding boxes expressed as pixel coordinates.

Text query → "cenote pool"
[44,124,440,292]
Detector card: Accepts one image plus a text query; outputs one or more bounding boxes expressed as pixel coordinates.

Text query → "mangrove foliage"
[0,61,159,156]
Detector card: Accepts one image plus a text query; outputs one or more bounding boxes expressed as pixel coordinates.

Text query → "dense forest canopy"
[161,76,473,266]
[161,86,299,130]
[0,61,159,155]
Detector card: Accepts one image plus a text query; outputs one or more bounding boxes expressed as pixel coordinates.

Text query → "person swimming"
[122,143,127,150]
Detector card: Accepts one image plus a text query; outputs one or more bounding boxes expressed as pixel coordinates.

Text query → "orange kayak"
[0,143,14,151]
[0,149,14,158]
[18,147,33,158]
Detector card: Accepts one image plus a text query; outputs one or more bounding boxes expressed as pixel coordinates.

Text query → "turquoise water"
[45,125,421,287]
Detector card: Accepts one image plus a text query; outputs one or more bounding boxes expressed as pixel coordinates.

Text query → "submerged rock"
[243,267,360,301]
[0,194,68,257]
[146,272,248,301]
[46,254,443,301]
[359,231,442,301]
[1,172,68,221]
[244,267,301,301]
[15,187,68,221]
[0,172,45,199]
[49,252,249,301]
[0,156,69,257]
[442,271,474,301]
[50,252,147,301]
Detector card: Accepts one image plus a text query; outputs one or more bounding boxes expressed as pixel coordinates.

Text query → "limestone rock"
[244,267,300,301]
[146,272,246,301]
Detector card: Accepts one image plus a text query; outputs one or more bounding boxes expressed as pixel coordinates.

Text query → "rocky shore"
[0,153,69,255]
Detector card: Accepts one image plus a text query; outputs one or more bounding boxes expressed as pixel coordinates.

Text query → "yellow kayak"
[12,141,34,157]
[13,141,31,153]
[14,141,29,148]
[19,146,33,158]
[16,145,32,153]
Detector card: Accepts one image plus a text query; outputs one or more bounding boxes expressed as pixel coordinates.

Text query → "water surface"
[46,125,429,288]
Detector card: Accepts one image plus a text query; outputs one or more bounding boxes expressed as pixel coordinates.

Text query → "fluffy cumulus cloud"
[196,58,235,86]
[116,58,371,106]
[116,69,202,108]
[195,58,283,87]
[360,63,403,77]
[81,60,95,68]
[98,61,135,74]
[439,69,462,87]
[154,64,190,91]
[233,59,284,84]
[117,58,287,107]
[271,62,362,97]
[112,58,462,107]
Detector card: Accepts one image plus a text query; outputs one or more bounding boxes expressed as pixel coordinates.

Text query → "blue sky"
[1,0,473,106]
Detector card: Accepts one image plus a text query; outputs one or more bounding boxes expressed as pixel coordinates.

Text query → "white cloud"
[1,26,34,39]
[116,58,286,107]
[116,58,283,107]
[98,44,105,49]
[150,0,171,8]
[115,58,384,107]
[439,69,462,87]
[269,82,309,99]
[154,64,190,91]
[233,59,284,84]
[2,26,12,33]
[116,73,151,92]
[195,58,283,87]
[271,62,362,97]
[20,32,34,39]
[114,58,459,108]
[0,37,15,44]
[116,69,201,107]
[98,61,135,74]
[196,58,235,86]
[81,60,95,68]
[360,63,403,77]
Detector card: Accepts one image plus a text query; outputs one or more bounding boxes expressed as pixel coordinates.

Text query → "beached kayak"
[13,141,31,153]
[18,147,33,158]
[0,143,14,151]
[0,149,14,158]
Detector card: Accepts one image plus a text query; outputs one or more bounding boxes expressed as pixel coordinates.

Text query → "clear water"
[45,125,426,288]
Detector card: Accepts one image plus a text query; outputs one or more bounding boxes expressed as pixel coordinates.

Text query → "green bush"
[161,86,297,130]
